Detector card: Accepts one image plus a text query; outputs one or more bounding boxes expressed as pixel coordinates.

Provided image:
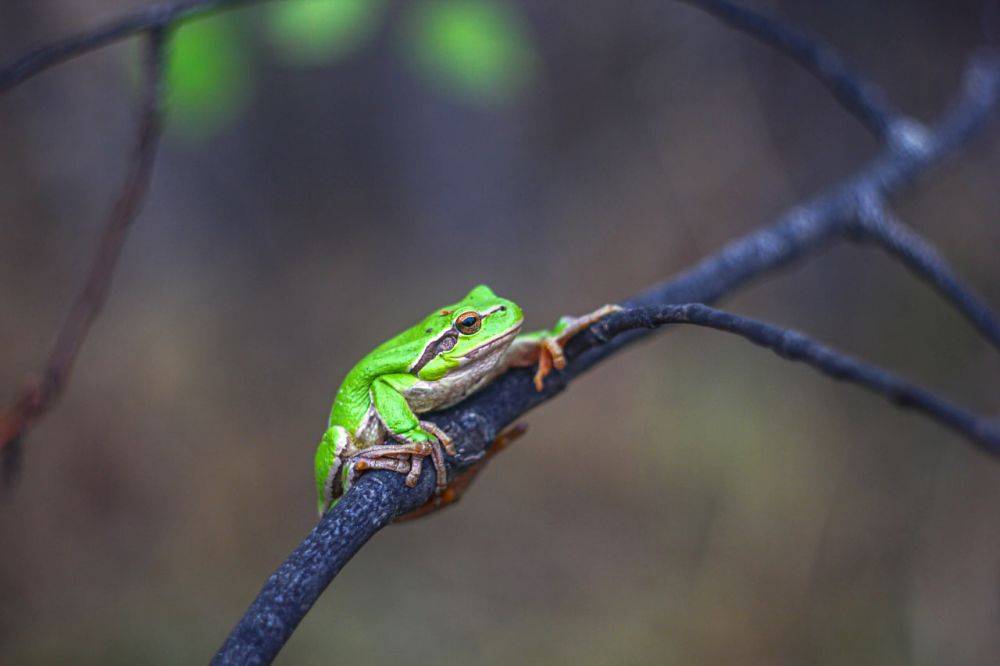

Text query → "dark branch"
[213,54,1000,663]
[593,304,1000,453]
[0,29,166,464]
[852,193,1000,350]
[0,0,264,94]
[679,0,899,138]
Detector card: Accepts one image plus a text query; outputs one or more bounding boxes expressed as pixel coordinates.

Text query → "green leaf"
[267,0,386,65]
[405,0,536,104]
[164,17,252,139]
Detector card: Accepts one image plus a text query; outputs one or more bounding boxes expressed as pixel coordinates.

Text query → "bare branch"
[213,53,1000,664]
[0,0,265,94]
[852,193,1000,350]
[0,29,166,467]
[593,304,1000,453]
[679,0,899,138]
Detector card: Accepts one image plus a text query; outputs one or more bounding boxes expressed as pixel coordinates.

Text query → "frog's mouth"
[458,324,522,363]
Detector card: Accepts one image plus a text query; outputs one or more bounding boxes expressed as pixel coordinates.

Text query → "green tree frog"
[313,285,619,514]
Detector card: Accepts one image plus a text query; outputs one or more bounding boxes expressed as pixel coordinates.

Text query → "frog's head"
[413,285,524,381]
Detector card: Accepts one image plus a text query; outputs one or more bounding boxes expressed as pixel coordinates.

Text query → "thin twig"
[593,304,1000,453]
[679,0,899,138]
[0,29,166,465]
[0,0,266,94]
[852,193,1000,350]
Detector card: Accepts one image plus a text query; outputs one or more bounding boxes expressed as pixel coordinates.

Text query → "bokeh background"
[2,1,999,663]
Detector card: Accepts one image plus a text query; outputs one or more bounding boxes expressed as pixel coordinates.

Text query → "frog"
[313,284,620,514]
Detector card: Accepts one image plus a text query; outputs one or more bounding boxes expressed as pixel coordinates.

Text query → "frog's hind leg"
[316,425,357,515]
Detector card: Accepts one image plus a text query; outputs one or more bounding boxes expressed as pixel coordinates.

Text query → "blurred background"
[1,1,999,663]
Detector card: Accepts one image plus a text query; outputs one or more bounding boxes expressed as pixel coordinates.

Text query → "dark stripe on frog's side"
[409,326,459,375]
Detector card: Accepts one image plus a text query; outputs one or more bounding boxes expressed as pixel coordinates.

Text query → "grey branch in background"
[679,0,899,136]
[0,28,166,478]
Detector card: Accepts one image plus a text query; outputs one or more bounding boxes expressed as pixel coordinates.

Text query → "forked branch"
[852,193,1000,349]
[214,50,1000,663]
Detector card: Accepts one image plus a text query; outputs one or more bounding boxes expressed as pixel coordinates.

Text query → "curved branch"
[0,0,264,94]
[593,304,1000,453]
[213,54,1000,663]
[852,193,1000,350]
[0,29,166,467]
[679,0,899,138]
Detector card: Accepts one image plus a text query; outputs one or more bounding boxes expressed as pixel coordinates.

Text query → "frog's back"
[327,329,426,431]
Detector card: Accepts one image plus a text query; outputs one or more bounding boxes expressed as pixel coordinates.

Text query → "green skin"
[314,285,579,514]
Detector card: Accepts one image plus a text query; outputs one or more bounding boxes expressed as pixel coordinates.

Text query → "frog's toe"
[419,420,456,456]
[405,454,423,487]
[354,458,411,474]
[541,336,567,370]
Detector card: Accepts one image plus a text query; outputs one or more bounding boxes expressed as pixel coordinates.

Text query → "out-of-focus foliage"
[266,0,386,65]
[163,17,252,139]
[167,0,536,140]
[162,0,535,140]
[404,0,535,103]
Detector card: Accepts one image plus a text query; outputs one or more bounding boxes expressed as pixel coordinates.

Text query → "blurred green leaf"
[164,17,252,139]
[267,0,386,65]
[405,0,536,103]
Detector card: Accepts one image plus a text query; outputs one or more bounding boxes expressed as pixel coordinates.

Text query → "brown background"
[1,1,998,663]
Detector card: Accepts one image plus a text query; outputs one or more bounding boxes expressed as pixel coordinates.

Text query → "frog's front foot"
[530,304,623,391]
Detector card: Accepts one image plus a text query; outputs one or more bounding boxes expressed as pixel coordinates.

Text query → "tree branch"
[851,192,1000,350]
[0,0,265,93]
[679,0,899,138]
[593,304,1000,453]
[213,53,1000,664]
[0,29,166,472]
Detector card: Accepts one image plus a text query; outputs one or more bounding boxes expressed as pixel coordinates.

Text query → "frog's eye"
[455,311,482,335]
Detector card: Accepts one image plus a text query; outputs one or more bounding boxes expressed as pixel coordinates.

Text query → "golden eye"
[455,311,482,335]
